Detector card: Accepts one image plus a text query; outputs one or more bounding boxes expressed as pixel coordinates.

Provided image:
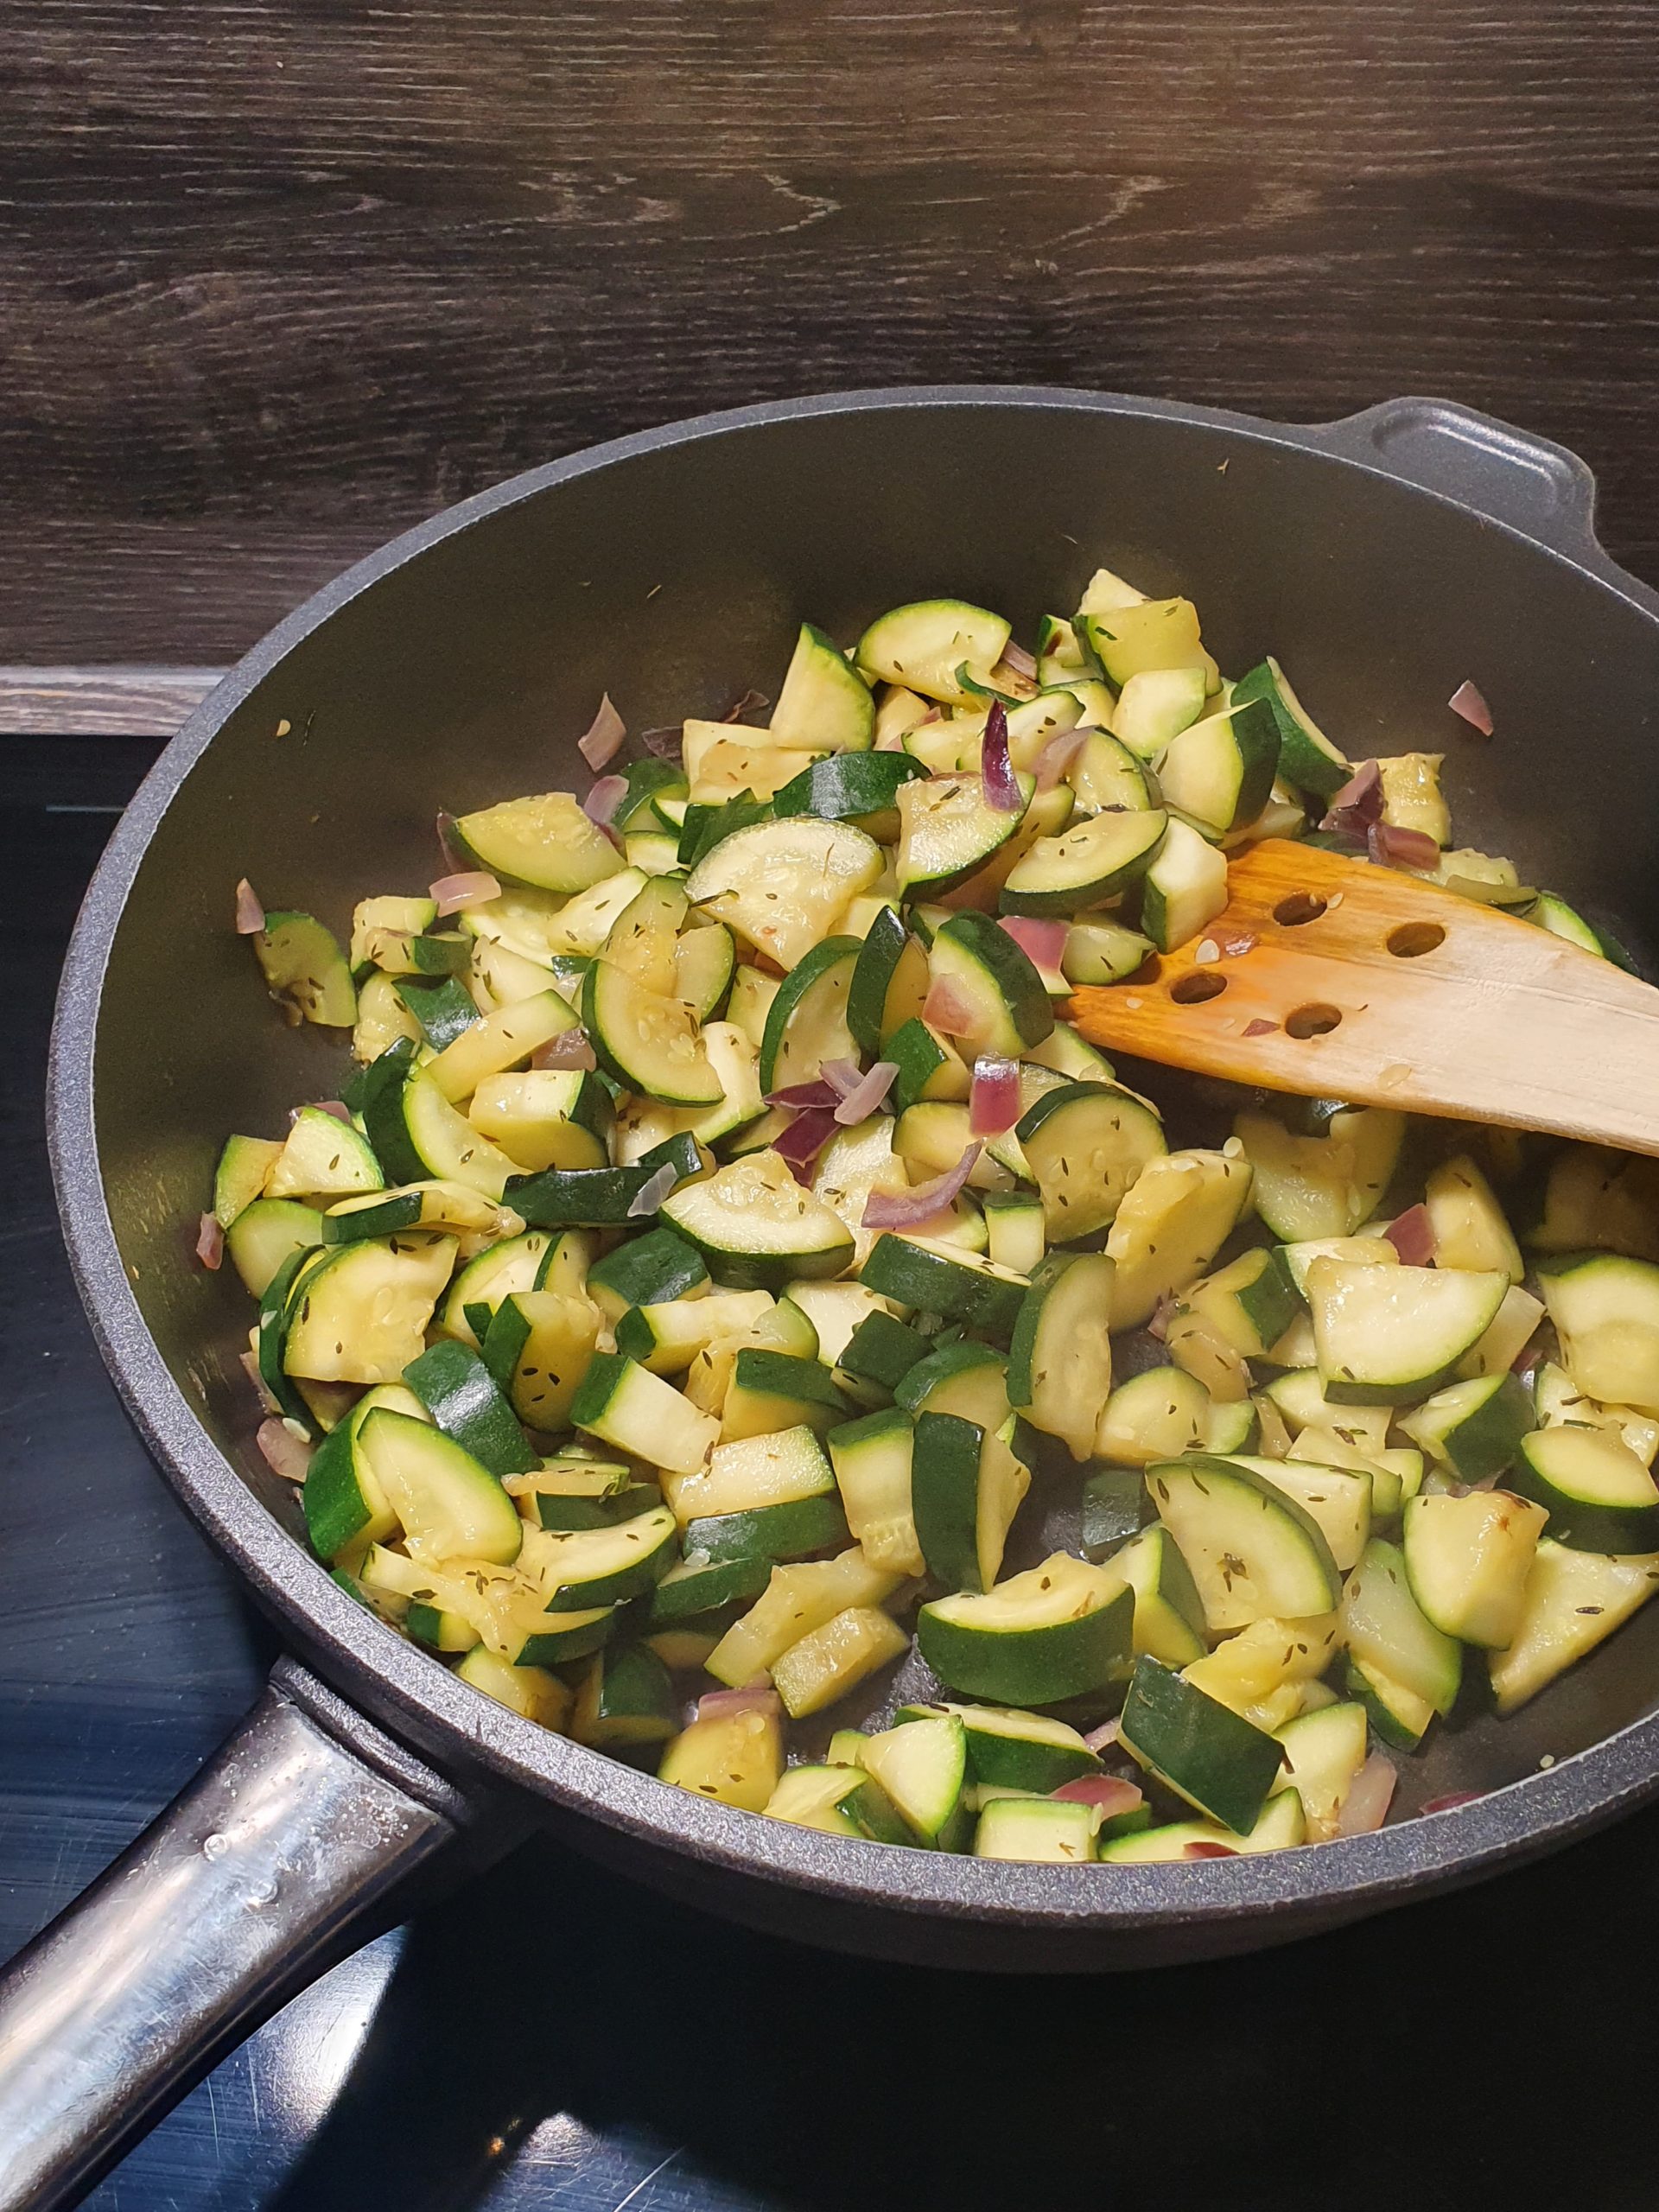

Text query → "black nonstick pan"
[4,386,1659,2212]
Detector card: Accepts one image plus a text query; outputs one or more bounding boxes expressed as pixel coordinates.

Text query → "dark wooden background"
[7,0,1659,673]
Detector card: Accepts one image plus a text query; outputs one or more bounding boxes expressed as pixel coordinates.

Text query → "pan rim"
[47,380,1659,1937]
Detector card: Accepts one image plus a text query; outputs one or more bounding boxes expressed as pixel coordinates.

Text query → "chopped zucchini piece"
[1489,1541,1659,1713]
[658,1699,785,1812]
[1510,1425,1659,1552]
[917,1554,1132,1705]
[1119,1656,1284,1836]
[1147,1455,1341,1632]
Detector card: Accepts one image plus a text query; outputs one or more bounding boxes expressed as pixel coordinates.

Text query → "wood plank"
[4,2,1659,660]
[0,668,226,738]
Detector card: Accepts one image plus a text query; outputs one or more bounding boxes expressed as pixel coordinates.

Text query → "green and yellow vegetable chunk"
[215,569,1659,1870]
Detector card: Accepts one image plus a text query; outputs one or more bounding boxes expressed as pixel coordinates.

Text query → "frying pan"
[5,386,1659,2210]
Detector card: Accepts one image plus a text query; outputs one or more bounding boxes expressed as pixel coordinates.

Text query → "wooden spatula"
[1066,838,1659,1157]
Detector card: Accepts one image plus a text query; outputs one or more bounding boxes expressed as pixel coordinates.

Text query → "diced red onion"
[640,724,683,761]
[1511,1331,1545,1376]
[256,1416,313,1482]
[233,878,265,934]
[577,692,626,770]
[532,1030,599,1072]
[289,1099,351,1126]
[1368,820,1442,870]
[819,1058,865,1100]
[435,812,468,870]
[1243,1017,1279,1039]
[696,1686,782,1722]
[429,870,500,917]
[1082,1717,1121,1752]
[1050,1776,1144,1816]
[1000,641,1039,682]
[875,727,905,753]
[1146,1291,1178,1343]
[1321,760,1384,842]
[1422,1790,1483,1815]
[195,1211,225,1269]
[240,1350,281,1416]
[997,914,1068,971]
[1448,680,1493,736]
[833,1060,898,1125]
[626,1161,681,1217]
[1335,1751,1398,1836]
[582,774,628,830]
[1034,723,1092,791]
[1183,1840,1238,1859]
[862,1143,982,1229]
[721,687,769,724]
[923,975,976,1037]
[980,700,1022,813]
[1450,1471,1503,1497]
[969,1056,1021,1136]
[766,1079,841,1110]
[1323,759,1382,818]
[1384,1203,1437,1265]
[774,1107,842,1181]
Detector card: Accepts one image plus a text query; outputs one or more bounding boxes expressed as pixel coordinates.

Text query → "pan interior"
[83,393,1659,1826]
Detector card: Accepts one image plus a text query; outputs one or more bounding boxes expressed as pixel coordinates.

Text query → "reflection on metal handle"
[0,1669,461,2212]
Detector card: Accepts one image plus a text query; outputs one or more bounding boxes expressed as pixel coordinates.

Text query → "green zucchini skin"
[587,1225,709,1313]
[836,1309,931,1396]
[917,1561,1133,1705]
[506,1134,702,1228]
[682,1492,851,1567]
[758,935,861,1096]
[648,1554,773,1624]
[884,1017,966,1112]
[677,792,773,871]
[402,1340,539,1477]
[911,1412,987,1592]
[257,1247,328,1437]
[611,757,688,830]
[353,1038,428,1185]
[861,1235,1027,1338]
[1080,1465,1147,1561]
[846,906,928,1058]
[395,975,479,1049]
[929,910,1056,1055]
[772,752,925,826]
[1119,1656,1284,1835]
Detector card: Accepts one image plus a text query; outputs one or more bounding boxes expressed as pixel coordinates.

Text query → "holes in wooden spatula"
[1387,920,1446,958]
[1274,893,1329,926]
[1170,971,1229,1006]
[1285,1001,1343,1039]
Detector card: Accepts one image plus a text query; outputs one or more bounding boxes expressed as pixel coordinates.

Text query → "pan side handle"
[0,1658,507,2212]
[1306,397,1619,565]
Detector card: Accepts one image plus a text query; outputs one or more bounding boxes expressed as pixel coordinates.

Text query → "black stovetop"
[3,736,1655,2212]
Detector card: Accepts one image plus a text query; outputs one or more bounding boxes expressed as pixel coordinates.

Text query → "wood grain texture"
[0,668,225,736]
[6,0,1659,660]
[1071,838,1659,1152]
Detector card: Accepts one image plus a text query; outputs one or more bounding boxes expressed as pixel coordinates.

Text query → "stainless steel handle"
[0,1661,485,2212]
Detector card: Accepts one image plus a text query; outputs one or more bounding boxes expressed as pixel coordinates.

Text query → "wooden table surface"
[7,0,1659,684]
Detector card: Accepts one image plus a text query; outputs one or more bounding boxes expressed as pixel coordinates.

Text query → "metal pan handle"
[0,1658,505,2212]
